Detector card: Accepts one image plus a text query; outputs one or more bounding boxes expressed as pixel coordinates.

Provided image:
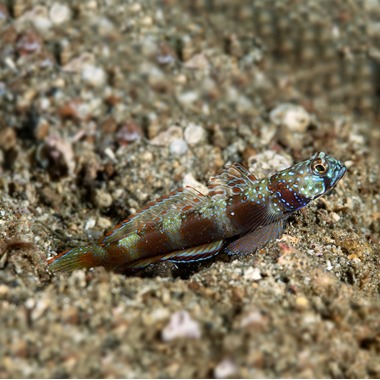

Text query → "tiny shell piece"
[161,310,201,341]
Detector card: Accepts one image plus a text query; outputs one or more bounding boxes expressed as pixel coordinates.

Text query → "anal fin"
[124,240,224,270]
[164,240,224,263]
[226,219,284,256]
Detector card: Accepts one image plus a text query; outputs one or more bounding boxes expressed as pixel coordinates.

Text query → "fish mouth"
[337,164,347,180]
[328,163,346,191]
[322,162,346,195]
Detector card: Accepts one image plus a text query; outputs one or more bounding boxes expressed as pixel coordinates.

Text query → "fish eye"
[311,158,328,175]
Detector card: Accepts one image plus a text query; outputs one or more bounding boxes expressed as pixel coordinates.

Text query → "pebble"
[349,133,365,145]
[240,309,268,329]
[49,2,71,24]
[97,216,112,229]
[34,118,50,140]
[344,160,354,169]
[149,308,170,323]
[58,99,91,120]
[169,138,188,156]
[92,188,113,209]
[16,30,43,56]
[249,151,292,178]
[85,218,96,230]
[161,310,201,341]
[330,212,341,222]
[243,267,262,281]
[183,53,209,70]
[270,103,311,148]
[177,91,199,107]
[270,103,310,132]
[295,296,309,310]
[104,147,116,162]
[150,126,183,146]
[31,299,49,321]
[37,135,76,176]
[116,122,142,144]
[129,2,142,12]
[0,128,17,150]
[214,358,237,379]
[182,173,208,194]
[184,123,206,146]
[82,64,107,87]
[0,4,8,21]
[32,6,53,31]
[16,6,51,31]
[0,284,9,297]
[141,151,154,162]
[96,17,115,37]
[63,52,95,73]
[326,260,333,271]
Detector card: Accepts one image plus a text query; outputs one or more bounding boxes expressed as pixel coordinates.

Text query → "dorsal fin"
[208,162,258,198]
[223,162,258,183]
[101,186,207,245]
[101,163,257,245]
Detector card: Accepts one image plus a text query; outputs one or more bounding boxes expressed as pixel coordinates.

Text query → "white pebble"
[32,7,52,31]
[182,173,208,194]
[177,91,199,107]
[82,64,106,87]
[96,216,112,229]
[270,103,310,132]
[244,267,262,281]
[129,2,142,12]
[161,310,201,341]
[184,53,209,70]
[330,212,341,222]
[169,138,188,156]
[39,97,50,110]
[96,17,115,36]
[150,308,170,323]
[184,123,206,146]
[85,218,96,230]
[240,310,265,328]
[249,151,292,178]
[150,126,183,146]
[104,147,116,162]
[214,358,237,379]
[49,2,71,24]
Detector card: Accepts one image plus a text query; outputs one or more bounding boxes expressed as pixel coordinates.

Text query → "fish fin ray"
[208,162,257,198]
[226,162,258,182]
[48,245,107,272]
[232,198,280,234]
[101,186,208,245]
[165,240,224,263]
[123,240,224,269]
[226,219,284,255]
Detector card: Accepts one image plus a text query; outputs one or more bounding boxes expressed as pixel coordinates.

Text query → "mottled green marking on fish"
[48,152,346,273]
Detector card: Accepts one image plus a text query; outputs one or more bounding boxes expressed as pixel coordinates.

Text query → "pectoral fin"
[226,220,284,256]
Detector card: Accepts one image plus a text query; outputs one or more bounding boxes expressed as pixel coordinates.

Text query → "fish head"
[297,152,346,201]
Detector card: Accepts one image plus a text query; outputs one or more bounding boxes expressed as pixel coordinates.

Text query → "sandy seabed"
[0,1,379,378]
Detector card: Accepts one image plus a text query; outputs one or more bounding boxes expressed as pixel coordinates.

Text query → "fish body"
[48,152,346,273]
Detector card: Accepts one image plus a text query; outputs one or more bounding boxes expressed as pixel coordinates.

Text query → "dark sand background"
[0,1,379,378]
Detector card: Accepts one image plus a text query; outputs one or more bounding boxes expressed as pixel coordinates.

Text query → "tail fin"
[48,245,107,273]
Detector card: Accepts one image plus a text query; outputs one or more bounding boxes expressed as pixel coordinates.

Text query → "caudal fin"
[48,245,107,272]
